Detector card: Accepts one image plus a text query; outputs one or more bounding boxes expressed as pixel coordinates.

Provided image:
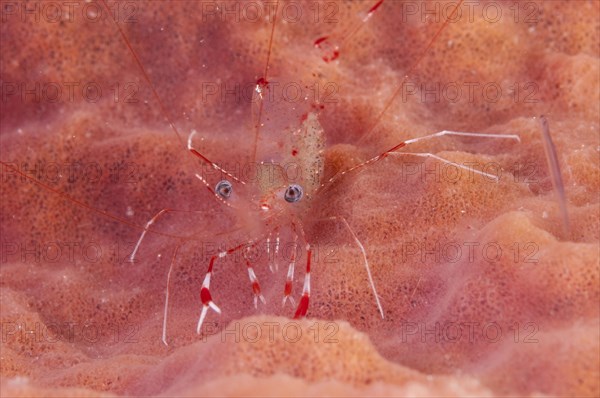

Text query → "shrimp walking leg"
[319,216,385,319]
[196,241,257,334]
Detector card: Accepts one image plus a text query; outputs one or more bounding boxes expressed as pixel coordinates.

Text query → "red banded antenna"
[251,0,281,163]
[356,0,466,147]
[99,0,185,150]
[100,0,233,176]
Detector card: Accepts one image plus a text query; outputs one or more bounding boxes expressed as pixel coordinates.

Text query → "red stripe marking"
[256,77,269,88]
[381,142,406,159]
[313,36,339,63]
[293,295,310,318]
[252,282,261,295]
[189,148,214,165]
[200,287,212,305]
[284,281,293,296]
[314,36,328,46]
[387,142,406,153]
[368,0,384,14]
[306,250,312,273]
[227,243,247,254]
[208,257,216,273]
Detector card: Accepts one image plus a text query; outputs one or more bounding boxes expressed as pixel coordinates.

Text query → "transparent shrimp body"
[192,80,325,227]
[254,116,325,214]
[110,1,522,346]
[181,79,327,340]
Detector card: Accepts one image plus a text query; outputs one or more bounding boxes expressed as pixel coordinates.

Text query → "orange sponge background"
[1,1,598,396]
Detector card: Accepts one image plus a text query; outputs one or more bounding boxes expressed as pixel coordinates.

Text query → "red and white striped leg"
[294,244,312,319]
[197,256,221,334]
[245,258,266,308]
[282,233,298,308]
[196,242,251,334]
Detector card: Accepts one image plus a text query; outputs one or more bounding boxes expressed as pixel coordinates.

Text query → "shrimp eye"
[215,180,233,199]
[284,184,303,203]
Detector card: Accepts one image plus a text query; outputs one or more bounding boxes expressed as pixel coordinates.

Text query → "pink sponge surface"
[1,1,598,396]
